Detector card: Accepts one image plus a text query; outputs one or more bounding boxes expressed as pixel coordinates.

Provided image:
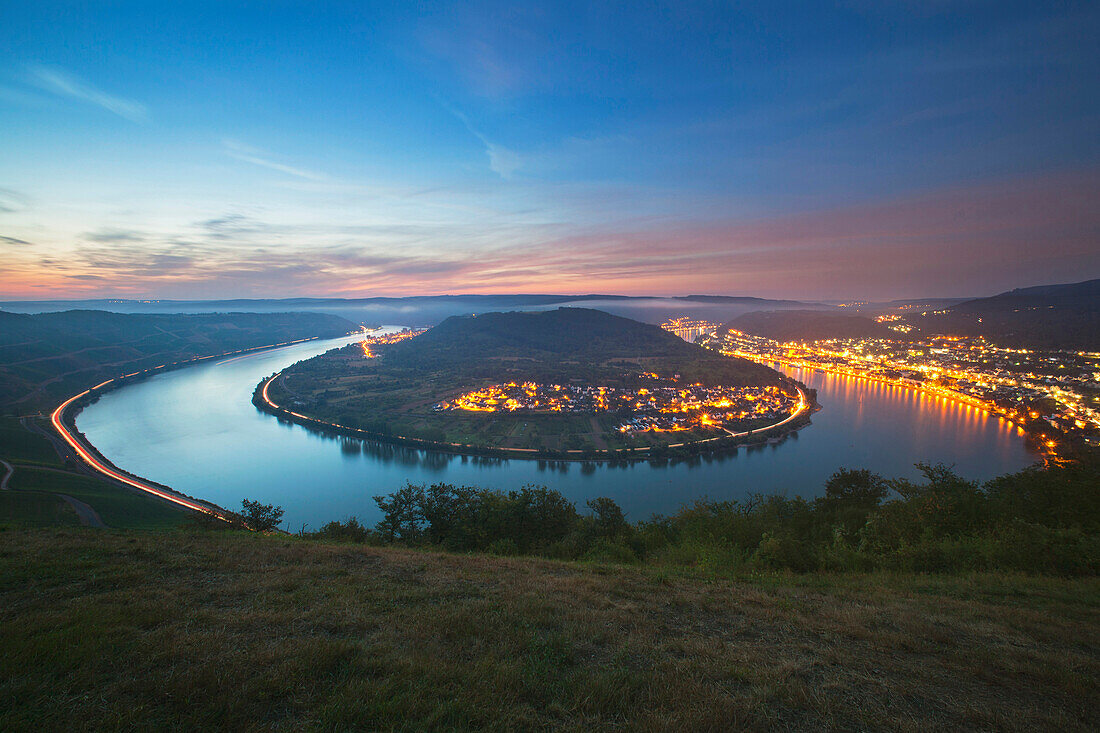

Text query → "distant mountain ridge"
[722,310,897,342]
[0,310,360,411]
[954,279,1100,312]
[917,278,1099,349]
[0,294,831,327]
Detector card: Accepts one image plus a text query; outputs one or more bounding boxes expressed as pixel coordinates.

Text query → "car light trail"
[259,371,809,456]
[51,390,227,519]
[46,332,360,523]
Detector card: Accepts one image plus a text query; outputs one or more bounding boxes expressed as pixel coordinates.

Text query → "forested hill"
[0,310,359,412]
[914,278,1100,349]
[723,310,896,342]
[378,307,782,385]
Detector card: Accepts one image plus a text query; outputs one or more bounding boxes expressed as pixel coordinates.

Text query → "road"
[260,371,811,457]
[0,456,106,527]
[49,392,227,519]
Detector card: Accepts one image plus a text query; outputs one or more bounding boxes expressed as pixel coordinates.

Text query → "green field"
[0,417,187,531]
[0,529,1095,730]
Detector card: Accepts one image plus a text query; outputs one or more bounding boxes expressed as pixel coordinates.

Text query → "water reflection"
[76,332,1038,530]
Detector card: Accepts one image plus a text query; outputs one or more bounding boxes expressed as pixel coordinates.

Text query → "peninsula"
[255,308,814,458]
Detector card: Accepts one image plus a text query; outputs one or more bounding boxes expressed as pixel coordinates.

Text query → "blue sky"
[1,1,1097,299]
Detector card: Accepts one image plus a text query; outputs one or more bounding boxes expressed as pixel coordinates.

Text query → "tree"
[587,497,627,539]
[817,468,888,538]
[241,499,284,532]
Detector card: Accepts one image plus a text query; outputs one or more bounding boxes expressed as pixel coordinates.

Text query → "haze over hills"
[714,279,1099,349]
[0,294,831,327]
[722,310,897,343]
[0,310,359,412]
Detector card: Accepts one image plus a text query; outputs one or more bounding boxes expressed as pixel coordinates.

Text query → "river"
[76,329,1037,529]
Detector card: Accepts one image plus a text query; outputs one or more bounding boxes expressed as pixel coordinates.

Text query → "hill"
[1,293,829,328]
[352,307,782,386]
[0,310,360,412]
[913,279,1100,349]
[386,307,767,372]
[723,309,897,342]
[0,528,1095,730]
[262,309,798,455]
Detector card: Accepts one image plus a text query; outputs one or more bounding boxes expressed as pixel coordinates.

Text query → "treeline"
[302,459,1100,575]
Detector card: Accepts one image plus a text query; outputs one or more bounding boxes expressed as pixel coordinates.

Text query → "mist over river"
[76,329,1037,530]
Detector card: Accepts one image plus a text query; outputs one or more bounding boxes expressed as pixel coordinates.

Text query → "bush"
[582,538,638,564]
[359,461,1100,577]
[241,499,284,532]
[750,531,817,573]
[305,517,374,544]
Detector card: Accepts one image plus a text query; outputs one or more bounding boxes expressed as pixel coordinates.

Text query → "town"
[702,327,1100,458]
[436,378,797,434]
[358,327,426,357]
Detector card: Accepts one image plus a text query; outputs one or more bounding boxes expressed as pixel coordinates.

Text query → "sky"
[1,0,1098,301]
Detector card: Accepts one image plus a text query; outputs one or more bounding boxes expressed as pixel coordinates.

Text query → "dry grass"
[0,529,1096,731]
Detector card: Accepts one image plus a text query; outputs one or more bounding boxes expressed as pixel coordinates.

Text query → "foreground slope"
[0,529,1095,731]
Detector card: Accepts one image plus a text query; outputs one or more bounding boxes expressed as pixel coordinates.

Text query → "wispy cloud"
[0,188,30,214]
[2,169,1096,300]
[222,140,329,181]
[27,65,147,122]
[0,235,33,246]
[84,228,146,243]
[438,100,523,179]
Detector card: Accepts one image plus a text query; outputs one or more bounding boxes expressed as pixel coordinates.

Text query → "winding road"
[259,371,811,457]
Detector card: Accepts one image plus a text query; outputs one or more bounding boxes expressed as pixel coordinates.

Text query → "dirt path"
[58,494,107,528]
[3,453,106,528]
[588,417,609,449]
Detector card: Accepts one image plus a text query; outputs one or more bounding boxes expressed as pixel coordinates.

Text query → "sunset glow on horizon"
[2,2,1098,301]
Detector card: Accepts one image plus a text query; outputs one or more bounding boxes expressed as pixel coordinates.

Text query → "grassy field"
[1,416,188,531]
[0,417,62,466]
[0,528,1096,731]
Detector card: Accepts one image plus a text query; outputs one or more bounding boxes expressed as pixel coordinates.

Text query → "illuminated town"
[436,378,797,434]
[660,318,722,342]
[358,327,427,357]
[702,327,1100,457]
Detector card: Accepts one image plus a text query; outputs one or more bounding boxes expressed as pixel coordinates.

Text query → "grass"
[0,416,62,466]
[5,467,186,530]
[0,490,79,527]
[0,529,1096,731]
[1,417,188,530]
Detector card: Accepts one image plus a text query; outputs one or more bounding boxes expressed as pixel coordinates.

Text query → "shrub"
[241,499,284,532]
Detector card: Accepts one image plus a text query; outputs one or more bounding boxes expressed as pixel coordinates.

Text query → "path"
[58,494,107,528]
[0,456,106,527]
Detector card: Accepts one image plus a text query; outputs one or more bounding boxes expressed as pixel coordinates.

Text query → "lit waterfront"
[439,379,795,434]
[358,327,426,357]
[704,328,1100,458]
[73,330,1036,530]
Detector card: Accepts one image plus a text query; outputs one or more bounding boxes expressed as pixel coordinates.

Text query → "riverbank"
[253,370,820,462]
[1,528,1095,730]
[43,335,347,523]
[747,353,1060,462]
